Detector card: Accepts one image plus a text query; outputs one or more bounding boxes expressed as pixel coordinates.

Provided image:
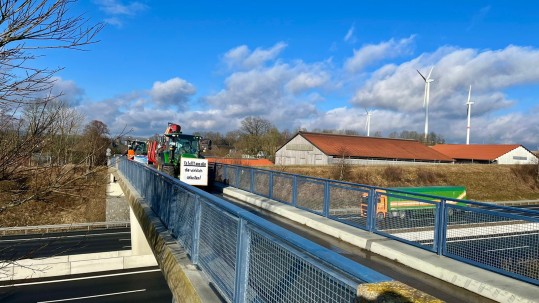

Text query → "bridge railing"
[118,158,391,302]
[215,163,539,286]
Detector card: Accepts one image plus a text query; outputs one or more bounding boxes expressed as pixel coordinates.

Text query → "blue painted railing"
[118,158,391,302]
[215,163,539,286]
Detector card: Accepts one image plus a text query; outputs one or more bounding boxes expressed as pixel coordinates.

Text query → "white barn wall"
[275,135,329,165]
[496,146,539,164]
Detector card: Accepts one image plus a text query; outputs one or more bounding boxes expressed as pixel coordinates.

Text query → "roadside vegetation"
[0,0,105,228]
[273,164,539,202]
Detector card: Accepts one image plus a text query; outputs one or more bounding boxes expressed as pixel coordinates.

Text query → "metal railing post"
[292,176,298,207]
[233,219,250,303]
[434,199,448,255]
[191,195,202,265]
[366,188,377,232]
[323,181,330,217]
[250,168,255,193]
[268,172,274,200]
[235,167,240,188]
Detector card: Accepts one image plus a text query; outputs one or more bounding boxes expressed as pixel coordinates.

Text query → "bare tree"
[0,0,103,214]
[239,116,274,156]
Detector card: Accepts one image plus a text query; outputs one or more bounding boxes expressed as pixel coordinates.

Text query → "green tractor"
[148,123,211,185]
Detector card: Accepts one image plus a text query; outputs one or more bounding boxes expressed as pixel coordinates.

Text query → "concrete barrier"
[0,250,157,281]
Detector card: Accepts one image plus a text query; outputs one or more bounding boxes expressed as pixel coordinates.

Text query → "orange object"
[127,149,135,160]
[206,158,273,166]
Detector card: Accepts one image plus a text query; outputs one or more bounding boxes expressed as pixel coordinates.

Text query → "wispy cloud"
[467,5,491,31]
[94,0,147,26]
[344,35,415,73]
[223,42,288,70]
[343,24,357,44]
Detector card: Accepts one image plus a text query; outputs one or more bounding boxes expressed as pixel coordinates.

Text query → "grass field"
[0,168,107,227]
[271,164,539,202]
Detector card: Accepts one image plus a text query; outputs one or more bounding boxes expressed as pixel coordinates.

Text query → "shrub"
[382,166,404,183]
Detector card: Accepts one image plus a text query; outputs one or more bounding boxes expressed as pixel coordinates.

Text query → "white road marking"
[0,268,161,288]
[37,289,146,302]
[485,246,530,253]
[0,232,130,243]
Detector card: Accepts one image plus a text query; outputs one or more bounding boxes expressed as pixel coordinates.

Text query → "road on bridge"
[0,228,131,260]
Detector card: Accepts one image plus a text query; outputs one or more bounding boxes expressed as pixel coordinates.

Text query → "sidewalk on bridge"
[222,186,538,303]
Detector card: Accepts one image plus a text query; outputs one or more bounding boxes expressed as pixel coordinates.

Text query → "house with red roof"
[275,132,454,165]
[431,144,538,164]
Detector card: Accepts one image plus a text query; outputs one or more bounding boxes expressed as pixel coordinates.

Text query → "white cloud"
[150,78,196,108]
[94,0,147,27]
[95,0,147,16]
[344,36,415,73]
[349,45,539,145]
[343,24,357,44]
[73,42,539,149]
[223,42,288,70]
[50,77,85,106]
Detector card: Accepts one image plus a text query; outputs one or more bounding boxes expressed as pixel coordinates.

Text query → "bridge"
[114,157,539,302]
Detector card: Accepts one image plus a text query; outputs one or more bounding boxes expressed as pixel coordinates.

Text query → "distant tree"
[373,131,383,137]
[238,116,274,156]
[80,120,110,167]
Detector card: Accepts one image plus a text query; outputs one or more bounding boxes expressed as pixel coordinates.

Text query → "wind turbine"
[417,67,434,140]
[465,85,474,145]
[364,108,372,136]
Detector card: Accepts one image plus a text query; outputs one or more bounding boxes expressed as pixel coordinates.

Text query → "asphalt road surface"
[0,228,131,260]
[0,267,171,303]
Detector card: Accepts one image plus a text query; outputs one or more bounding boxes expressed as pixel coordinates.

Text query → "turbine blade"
[416,69,426,81]
[364,107,369,114]
[427,66,434,79]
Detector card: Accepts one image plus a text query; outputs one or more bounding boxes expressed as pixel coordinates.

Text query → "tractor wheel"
[162,165,175,177]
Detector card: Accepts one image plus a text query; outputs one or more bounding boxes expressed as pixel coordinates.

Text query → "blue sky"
[42,1,539,148]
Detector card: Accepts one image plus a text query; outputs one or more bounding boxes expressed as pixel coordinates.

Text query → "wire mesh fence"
[119,159,390,302]
[214,163,539,286]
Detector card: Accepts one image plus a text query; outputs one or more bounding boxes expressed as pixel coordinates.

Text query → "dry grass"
[271,164,539,202]
[0,168,107,227]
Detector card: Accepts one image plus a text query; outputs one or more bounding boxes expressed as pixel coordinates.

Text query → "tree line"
[194,116,446,161]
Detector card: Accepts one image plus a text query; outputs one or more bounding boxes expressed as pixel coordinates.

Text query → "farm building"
[274,132,454,165]
[431,144,538,164]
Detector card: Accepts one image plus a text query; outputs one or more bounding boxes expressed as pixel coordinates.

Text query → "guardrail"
[118,158,391,302]
[215,163,539,286]
[0,222,130,236]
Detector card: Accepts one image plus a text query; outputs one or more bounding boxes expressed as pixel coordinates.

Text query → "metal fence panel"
[328,183,369,229]
[253,170,270,197]
[238,167,252,192]
[296,177,325,215]
[445,204,539,284]
[272,173,293,204]
[198,202,239,300]
[245,227,357,303]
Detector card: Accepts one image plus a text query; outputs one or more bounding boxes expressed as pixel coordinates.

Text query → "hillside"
[271,164,539,202]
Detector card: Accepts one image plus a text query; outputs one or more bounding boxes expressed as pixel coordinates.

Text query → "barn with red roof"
[275,132,454,165]
[431,144,538,164]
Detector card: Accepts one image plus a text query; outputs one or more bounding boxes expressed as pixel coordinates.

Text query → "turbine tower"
[364,108,372,136]
[465,85,474,145]
[417,67,434,140]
